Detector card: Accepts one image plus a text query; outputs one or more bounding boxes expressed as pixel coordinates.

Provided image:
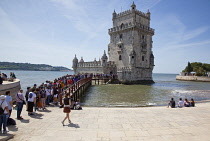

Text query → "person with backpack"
[4,91,13,117]
[0,95,10,134]
[28,89,36,116]
[15,89,25,120]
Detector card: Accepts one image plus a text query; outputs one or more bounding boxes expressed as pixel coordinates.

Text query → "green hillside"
[0,62,71,71]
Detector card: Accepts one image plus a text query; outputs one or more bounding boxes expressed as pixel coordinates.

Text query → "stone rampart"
[176,76,210,82]
[0,79,21,100]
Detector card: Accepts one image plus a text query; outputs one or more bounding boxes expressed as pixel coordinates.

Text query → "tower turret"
[112,10,117,19]
[72,54,78,74]
[101,50,108,66]
[131,2,136,11]
[129,50,136,67]
[79,57,84,63]
[150,53,154,68]
[146,9,151,18]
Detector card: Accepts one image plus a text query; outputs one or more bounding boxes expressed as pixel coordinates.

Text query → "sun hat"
[0,95,6,100]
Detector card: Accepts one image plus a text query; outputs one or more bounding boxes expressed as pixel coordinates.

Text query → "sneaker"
[17,117,23,120]
[61,121,64,126]
[69,120,71,123]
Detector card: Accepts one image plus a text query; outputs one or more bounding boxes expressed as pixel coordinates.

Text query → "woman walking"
[62,94,71,126]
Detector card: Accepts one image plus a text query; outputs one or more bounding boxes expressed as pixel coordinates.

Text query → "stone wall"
[176,76,210,82]
[0,79,21,100]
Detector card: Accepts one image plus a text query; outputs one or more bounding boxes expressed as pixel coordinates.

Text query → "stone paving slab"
[1,103,210,141]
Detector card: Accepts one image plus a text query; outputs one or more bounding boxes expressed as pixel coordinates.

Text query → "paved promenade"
[1,102,210,141]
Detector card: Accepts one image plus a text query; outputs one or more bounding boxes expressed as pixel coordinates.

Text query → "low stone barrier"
[0,79,21,99]
[176,76,210,82]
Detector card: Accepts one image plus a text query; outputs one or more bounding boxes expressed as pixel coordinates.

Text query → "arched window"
[119,34,123,40]
[132,56,134,59]
[142,56,144,61]
[119,55,122,60]
[120,23,124,29]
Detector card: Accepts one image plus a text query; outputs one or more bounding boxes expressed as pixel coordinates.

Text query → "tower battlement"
[108,22,154,35]
[114,9,150,20]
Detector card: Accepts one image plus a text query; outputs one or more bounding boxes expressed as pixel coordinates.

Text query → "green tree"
[183,62,193,75]
[196,67,205,76]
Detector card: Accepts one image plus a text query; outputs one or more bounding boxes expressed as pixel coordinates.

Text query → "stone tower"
[72,55,78,73]
[108,2,155,84]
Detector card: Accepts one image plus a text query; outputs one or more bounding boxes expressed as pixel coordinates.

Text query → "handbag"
[17,94,26,105]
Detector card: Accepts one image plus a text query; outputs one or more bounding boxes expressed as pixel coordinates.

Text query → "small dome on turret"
[79,57,84,63]
[131,1,136,11]
[73,54,78,62]
[112,9,117,19]
[146,9,150,14]
[146,9,151,18]
[101,50,108,60]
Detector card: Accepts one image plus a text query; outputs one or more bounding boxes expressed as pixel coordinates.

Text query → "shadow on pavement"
[37,109,52,113]
[7,125,18,132]
[0,133,14,141]
[29,113,44,119]
[66,123,80,128]
[19,119,30,123]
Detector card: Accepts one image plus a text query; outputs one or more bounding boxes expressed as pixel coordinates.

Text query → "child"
[75,99,82,110]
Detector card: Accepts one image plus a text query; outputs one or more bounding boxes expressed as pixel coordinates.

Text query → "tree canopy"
[183,62,210,76]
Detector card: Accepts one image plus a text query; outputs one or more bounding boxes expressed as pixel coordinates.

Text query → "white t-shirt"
[54,94,58,98]
[28,92,36,102]
[0,100,8,114]
[178,100,184,107]
[45,89,51,96]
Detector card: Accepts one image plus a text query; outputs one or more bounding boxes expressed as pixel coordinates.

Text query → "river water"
[1,70,210,107]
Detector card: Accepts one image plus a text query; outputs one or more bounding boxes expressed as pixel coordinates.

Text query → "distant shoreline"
[0,69,72,72]
[0,61,72,71]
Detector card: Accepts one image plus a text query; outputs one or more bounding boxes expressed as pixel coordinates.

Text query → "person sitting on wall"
[177,98,184,108]
[70,98,76,110]
[184,98,190,107]
[167,98,176,108]
[190,98,195,107]
[75,99,82,110]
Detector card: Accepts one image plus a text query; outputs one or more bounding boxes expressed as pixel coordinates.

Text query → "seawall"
[176,76,210,82]
[0,79,21,99]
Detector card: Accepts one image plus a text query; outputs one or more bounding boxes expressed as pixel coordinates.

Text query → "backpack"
[0,101,5,115]
[7,118,16,125]
[40,90,46,98]
[29,93,33,98]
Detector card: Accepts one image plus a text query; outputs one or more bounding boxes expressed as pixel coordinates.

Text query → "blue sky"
[0,0,210,73]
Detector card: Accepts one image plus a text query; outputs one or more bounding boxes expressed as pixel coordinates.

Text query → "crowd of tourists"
[167,97,195,108]
[93,73,117,79]
[0,72,16,84]
[0,73,89,134]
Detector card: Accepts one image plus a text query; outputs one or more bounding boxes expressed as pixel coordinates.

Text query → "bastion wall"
[0,79,21,100]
